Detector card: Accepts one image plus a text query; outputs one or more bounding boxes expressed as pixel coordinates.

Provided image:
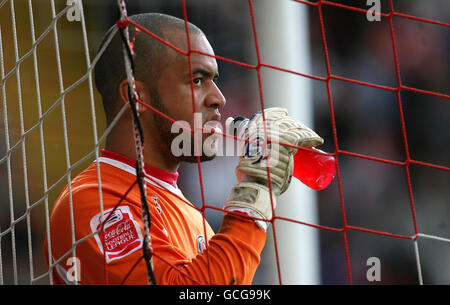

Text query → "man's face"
[147,31,226,162]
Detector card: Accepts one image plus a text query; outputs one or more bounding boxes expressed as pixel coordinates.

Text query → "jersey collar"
[100,149,179,188]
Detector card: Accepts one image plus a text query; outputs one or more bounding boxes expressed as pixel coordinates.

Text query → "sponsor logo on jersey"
[151,195,162,214]
[197,235,207,254]
[90,206,143,263]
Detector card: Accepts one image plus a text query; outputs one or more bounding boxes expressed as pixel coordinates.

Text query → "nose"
[205,81,226,109]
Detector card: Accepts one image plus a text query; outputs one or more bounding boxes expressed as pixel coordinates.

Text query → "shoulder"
[59,160,138,202]
[50,161,141,231]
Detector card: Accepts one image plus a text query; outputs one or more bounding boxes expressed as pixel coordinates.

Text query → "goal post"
[253,0,320,285]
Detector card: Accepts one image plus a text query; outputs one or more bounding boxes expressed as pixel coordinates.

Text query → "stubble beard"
[150,89,216,164]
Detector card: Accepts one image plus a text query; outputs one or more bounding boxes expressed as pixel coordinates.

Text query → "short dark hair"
[94,13,203,123]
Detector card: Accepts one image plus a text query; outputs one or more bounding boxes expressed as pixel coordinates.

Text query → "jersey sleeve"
[153,213,266,285]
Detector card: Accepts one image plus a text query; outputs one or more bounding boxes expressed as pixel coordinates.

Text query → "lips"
[208,113,221,123]
[203,120,222,134]
[203,113,222,134]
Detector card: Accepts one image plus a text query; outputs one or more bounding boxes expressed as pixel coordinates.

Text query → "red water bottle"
[231,116,336,191]
[293,147,336,190]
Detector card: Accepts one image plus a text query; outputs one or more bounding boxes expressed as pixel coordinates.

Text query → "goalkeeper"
[44,13,323,284]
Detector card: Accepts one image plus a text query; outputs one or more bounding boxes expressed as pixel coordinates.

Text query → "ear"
[118,79,149,114]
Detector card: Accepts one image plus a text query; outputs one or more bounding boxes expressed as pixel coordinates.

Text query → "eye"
[193,77,202,86]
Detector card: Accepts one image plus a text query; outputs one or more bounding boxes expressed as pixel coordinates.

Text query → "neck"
[104,119,180,173]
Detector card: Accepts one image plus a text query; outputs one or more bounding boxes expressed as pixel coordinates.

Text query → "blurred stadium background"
[0,0,448,284]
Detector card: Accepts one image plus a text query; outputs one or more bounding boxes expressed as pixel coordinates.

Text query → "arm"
[153,213,266,285]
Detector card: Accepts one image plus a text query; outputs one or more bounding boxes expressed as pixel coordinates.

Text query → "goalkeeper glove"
[224,107,323,230]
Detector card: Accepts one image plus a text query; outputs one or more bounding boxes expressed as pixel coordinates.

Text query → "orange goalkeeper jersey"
[44,150,266,285]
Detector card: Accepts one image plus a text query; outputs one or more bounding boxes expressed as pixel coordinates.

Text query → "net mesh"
[0,0,448,285]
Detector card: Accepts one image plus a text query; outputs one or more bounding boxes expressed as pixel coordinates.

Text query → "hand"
[236,107,323,195]
[224,108,323,229]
